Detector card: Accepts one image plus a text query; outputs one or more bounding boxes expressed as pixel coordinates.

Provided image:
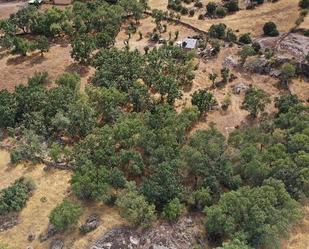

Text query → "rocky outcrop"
[90,217,202,249]
[255,33,309,62]
[80,214,101,234]
[0,213,20,232]
[50,240,64,249]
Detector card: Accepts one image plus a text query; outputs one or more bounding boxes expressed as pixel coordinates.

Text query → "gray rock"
[233,83,250,94]
[222,56,238,69]
[50,239,64,249]
[39,224,57,242]
[80,214,101,234]
[89,217,202,249]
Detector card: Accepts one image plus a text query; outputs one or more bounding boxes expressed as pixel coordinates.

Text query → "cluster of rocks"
[90,217,202,249]
[0,213,20,232]
[80,214,101,234]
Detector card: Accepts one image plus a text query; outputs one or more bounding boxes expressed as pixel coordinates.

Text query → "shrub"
[116,182,156,227]
[209,23,227,39]
[162,198,184,221]
[191,89,217,114]
[206,2,217,15]
[189,9,195,16]
[239,33,252,44]
[205,180,302,248]
[299,0,309,9]
[263,21,279,37]
[49,201,83,231]
[0,177,34,215]
[215,6,227,18]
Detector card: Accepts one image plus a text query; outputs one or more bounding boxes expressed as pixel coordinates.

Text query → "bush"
[162,198,184,221]
[215,6,227,18]
[263,21,279,37]
[239,33,252,44]
[49,201,83,231]
[0,177,34,215]
[205,180,302,248]
[206,2,217,15]
[191,89,217,114]
[116,182,156,227]
[209,23,227,39]
[299,0,309,9]
[189,9,195,16]
[224,1,239,13]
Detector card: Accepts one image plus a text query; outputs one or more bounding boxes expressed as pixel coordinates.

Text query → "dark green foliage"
[209,23,227,39]
[141,162,183,209]
[224,1,239,13]
[299,0,309,9]
[116,182,156,227]
[191,89,217,114]
[71,34,96,65]
[275,94,300,113]
[35,36,50,55]
[263,21,279,37]
[92,48,143,92]
[0,177,34,215]
[49,200,82,231]
[205,180,302,248]
[241,87,270,117]
[0,90,16,128]
[162,197,184,221]
[238,33,252,44]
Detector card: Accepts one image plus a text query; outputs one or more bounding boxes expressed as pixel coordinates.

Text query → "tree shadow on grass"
[6,52,46,66]
[65,62,90,77]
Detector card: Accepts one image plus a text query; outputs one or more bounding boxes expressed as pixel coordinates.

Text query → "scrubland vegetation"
[0,0,308,248]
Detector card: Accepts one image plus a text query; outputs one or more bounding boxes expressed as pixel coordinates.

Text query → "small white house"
[182,38,198,50]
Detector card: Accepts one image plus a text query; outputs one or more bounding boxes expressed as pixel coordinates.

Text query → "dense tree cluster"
[0,1,308,248]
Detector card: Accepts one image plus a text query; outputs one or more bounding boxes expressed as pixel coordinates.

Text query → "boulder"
[233,83,250,94]
[222,56,238,69]
[50,240,64,249]
[80,214,101,234]
[39,224,57,242]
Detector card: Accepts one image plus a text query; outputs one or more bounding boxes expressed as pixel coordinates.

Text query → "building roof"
[183,38,198,49]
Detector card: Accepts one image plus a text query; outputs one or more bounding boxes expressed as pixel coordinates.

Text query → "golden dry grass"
[149,0,300,37]
[0,44,93,92]
[0,150,124,249]
[0,150,72,249]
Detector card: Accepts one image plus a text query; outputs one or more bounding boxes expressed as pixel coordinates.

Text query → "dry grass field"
[0,1,308,249]
[149,0,300,37]
[0,150,125,249]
